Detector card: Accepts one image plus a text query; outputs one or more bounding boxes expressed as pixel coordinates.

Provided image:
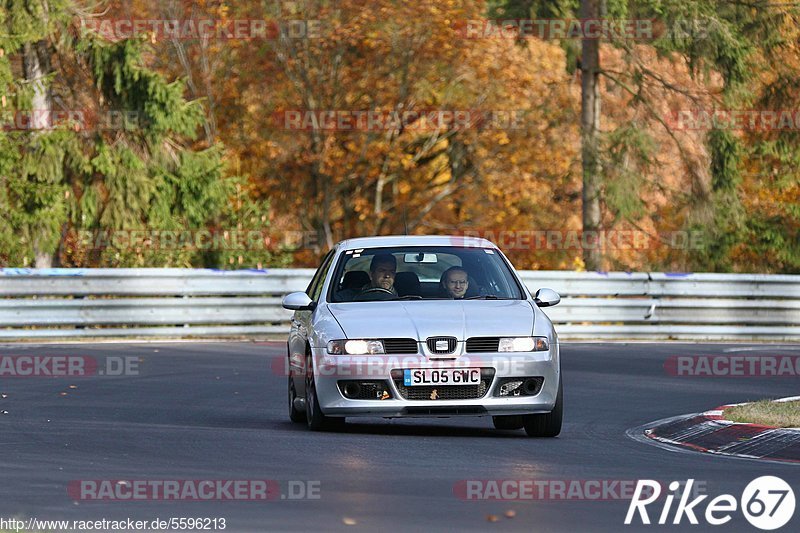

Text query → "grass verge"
[725,399,800,428]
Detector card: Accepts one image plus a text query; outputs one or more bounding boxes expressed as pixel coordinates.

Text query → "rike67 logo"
[625,477,795,530]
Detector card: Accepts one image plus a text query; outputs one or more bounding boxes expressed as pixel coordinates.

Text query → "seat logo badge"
[430,389,439,400]
[435,340,449,351]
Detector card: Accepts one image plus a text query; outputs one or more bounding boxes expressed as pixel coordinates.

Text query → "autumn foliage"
[2,0,798,273]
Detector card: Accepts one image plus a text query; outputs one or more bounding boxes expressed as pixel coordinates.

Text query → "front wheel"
[305,355,345,432]
[522,378,563,437]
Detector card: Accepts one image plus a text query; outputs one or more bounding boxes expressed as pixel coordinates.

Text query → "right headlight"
[498,337,549,352]
[327,339,385,355]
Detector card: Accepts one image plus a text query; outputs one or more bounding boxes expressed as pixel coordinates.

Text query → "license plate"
[403,368,481,386]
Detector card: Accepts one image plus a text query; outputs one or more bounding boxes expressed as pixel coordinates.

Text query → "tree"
[491,0,799,272]
[209,0,578,266]
[734,10,800,273]
[580,0,603,270]
[0,0,284,268]
[29,0,794,273]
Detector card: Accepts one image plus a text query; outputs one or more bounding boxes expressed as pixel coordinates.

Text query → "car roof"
[337,235,496,250]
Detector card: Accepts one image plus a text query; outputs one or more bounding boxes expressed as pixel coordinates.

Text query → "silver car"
[282,235,563,437]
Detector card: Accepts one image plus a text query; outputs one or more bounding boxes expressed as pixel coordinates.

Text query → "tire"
[522,378,563,438]
[305,354,345,432]
[492,415,524,430]
[288,373,306,423]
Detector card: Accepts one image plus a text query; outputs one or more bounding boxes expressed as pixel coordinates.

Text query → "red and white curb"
[641,397,800,464]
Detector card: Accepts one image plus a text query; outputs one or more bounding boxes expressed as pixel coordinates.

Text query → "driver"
[361,253,398,296]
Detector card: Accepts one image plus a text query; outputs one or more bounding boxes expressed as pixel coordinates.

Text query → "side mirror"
[282,291,316,311]
[534,288,560,308]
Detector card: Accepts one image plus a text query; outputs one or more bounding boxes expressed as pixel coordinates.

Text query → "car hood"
[327,300,535,340]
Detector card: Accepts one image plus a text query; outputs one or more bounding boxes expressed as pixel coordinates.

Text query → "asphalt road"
[1,341,799,532]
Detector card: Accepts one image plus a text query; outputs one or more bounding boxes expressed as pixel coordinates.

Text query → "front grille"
[393,369,494,401]
[394,382,490,400]
[383,338,419,354]
[426,336,457,354]
[466,337,500,352]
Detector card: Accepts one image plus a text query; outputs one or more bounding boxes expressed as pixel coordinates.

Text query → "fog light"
[494,377,544,397]
[499,380,524,396]
[523,378,541,395]
[343,382,361,398]
[337,380,393,400]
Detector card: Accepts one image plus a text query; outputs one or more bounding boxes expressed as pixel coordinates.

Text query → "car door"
[289,249,335,395]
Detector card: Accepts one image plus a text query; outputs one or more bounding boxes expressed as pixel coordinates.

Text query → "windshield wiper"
[465,295,507,300]
[392,295,423,300]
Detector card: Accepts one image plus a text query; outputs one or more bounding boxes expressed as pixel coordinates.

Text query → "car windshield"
[328,246,524,302]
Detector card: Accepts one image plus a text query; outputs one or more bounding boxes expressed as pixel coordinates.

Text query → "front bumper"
[311,349,560,417]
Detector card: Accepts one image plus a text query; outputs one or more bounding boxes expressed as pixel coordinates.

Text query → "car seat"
[395,272,421,297]
[341,270,369,291]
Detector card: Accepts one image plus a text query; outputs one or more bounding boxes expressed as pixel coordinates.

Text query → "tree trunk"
[447,135,471,220]
[23,41,55,269]
[580,0,603,271]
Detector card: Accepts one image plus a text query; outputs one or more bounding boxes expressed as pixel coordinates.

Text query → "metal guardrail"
[0,268,798,340]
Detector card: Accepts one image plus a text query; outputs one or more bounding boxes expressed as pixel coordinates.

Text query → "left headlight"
[498,337,549,352]
[327,339,385,355]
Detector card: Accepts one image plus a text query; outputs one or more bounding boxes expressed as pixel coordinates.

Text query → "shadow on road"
[273,418,544,438]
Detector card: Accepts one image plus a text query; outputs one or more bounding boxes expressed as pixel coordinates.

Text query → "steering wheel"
[353,287,395,301]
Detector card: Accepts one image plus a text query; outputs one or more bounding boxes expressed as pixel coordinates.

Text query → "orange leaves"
[87,1,662,268]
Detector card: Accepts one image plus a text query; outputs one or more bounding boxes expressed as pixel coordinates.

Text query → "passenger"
[440,266,469,299]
